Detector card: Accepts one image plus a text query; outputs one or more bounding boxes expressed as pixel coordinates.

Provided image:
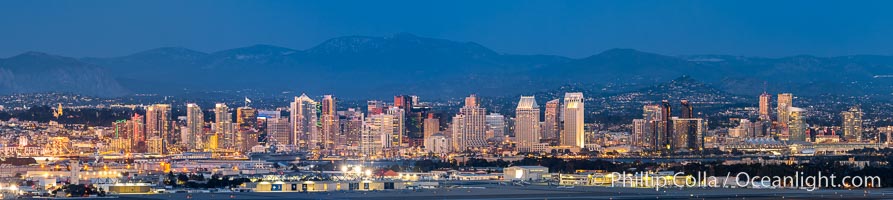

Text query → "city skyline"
[1,1,892,198]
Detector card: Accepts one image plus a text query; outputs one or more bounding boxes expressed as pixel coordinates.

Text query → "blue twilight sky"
[0,0,892,58]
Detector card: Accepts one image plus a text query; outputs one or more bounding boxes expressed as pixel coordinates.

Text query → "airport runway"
[118,185,893,200]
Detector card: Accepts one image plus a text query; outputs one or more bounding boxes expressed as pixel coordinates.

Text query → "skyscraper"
[186,103,204,151]
[759,92,771,121]
[561,92,584,148]
[543,99,560,140]
[515,96,541,152]
[367,100,385,115]
[394,95,414,110]
[266,117,291,147]
[214,103,233,150]
[659,101,673,150]
[146,104,171,138]
[423,113,439,139]
[671,118,705,151]
[641,104,663,150]
[452,94,488,151]
[236,107,258,131]
[387,106,406,147]
[145,104,171,147]
[632,119,647,148]
[788,107,807,142]
[321,95,339,150]
[338,109,364,148]
[362,113,395,157]
[236,106,257,152]
[841,106,863,142]
[777,93,793,126]
[485,113,505,138]
[130,113,145,152]
[290,94,318,150]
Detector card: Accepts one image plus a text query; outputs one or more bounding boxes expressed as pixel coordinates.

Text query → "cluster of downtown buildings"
[92,92,591,159]
[1,91,887,160]
[628,92,884,156]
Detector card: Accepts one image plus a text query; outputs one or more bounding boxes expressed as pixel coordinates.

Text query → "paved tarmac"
[116,185,893,200]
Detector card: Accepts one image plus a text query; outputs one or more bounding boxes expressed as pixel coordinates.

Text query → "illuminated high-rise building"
[671,117,705,151]
[452,94,488,151]
[632,119,647,147]
[641,104,663,150]
[186,103,204,151]
[643,104,663,121]
[515,96,541,152]
[367,100,385,115]
[112,120,129,140]
[788,107,807,142]
[658,100,673,151]
[543,99,560,140]
[423,113,439,139]
[130,113,145,152]
[266,117,291,146]
[145,104,171,147]
[236,106,258,152]
[759,92,771,121]
[362,113,395,157]
[386,106,405,147]
[561,92,584,148]
[777,93,793,126]
[338,108,364,148]
[320,95,339,150]
[841,106,863,142]
[214,103,233,150]
[290,94,318,150]
[485,113,505,138]
[394,95,414,109]
[236,107,258,131]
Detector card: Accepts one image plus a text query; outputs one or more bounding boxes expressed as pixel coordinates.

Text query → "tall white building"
[214,103,233,150]
[452,94,488,151]
[362,113,395,157]
[515,96,541,152]
[632,119,647,147]
[186,103,204,151]
[290,94,318,150]
[320,95,338,150]
[562,92,585,148]
[841,106,863,142]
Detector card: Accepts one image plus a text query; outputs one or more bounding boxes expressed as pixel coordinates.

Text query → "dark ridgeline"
[1,34,892,98]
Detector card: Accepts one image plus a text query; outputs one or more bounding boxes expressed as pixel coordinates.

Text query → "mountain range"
[2,33,892,98]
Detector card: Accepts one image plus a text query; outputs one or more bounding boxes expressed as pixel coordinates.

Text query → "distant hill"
[0,52,128,96]
[2,33,893,98]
